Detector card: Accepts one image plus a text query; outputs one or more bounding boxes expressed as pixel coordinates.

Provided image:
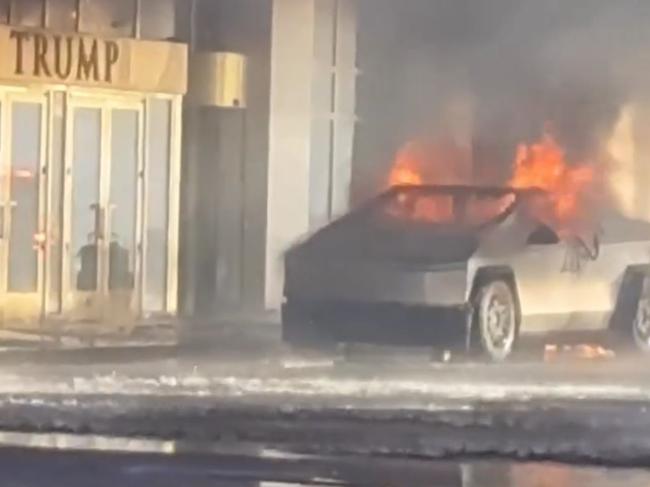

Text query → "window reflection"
[0,0,9,24]
[78,0,135,37]
[139,0,175,40]
[72,107,101,292]
[109,109,138,291]
[11,0,44,27]
[8,102,41,293]
[47,0,78,31]
[144,98,171,313]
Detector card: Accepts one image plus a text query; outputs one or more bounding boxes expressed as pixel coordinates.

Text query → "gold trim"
[0,26,187,94]
[166,96,182,313]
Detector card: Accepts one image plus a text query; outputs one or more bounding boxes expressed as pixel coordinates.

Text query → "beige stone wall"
[607,102,650,221]
[607,104,637,217]
[265,0,316,309]
[264,0,357,310]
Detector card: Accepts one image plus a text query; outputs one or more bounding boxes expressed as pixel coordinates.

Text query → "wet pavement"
[0,325,649,472]
[0,430,648,486]
[0,331,647,406]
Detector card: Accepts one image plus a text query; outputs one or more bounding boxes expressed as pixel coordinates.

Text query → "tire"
[632,274,650,353]
[473,279,518,362]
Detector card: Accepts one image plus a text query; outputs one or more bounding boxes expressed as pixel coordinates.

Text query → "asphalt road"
[0,324,649,467]
[1,435,649,487]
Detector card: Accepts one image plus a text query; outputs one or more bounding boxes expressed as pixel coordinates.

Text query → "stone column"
[264,0,357,310]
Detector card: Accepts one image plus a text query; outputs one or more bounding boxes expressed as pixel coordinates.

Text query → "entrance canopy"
[0,25,187,94]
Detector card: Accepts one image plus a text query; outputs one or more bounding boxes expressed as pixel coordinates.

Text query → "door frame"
[141,95,182,318]
[0,87,49,327]
[62,91,146,324]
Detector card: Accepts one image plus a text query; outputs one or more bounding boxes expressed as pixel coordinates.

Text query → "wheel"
[632,275,650,353]
[473,279,518,362]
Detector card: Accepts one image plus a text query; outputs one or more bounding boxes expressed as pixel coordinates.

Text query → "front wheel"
[473,279,518,362]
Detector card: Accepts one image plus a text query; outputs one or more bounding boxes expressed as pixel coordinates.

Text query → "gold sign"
[11,30,120,82]
[0,26,187,94]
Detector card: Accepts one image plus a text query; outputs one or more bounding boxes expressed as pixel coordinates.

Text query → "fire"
[387,191,454,222]
[389,166,422,187]
[386,125,601,230]
[509,129,596,230]
[387,137,471,188]
[544,344,615,361]
[386,137,472,222]
[388,141,425,187]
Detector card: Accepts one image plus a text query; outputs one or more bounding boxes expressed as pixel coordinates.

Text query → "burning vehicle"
[282,133,650,361]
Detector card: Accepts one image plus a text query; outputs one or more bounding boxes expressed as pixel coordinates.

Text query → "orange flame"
[386,137,473,222]
[388,141,425,187]
[509,129,596,230]
[387,140,453,222]
[544,344,615,361]
[387,190,454,222]
[387,137,471,188]
[386,126,601,230]
[389,166,423,187]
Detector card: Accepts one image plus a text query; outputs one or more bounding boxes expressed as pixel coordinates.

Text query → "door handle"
[0,201,17,239]
[89,203,105,241]
[106,203,117,240]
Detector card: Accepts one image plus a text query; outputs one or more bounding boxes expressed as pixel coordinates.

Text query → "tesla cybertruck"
[282,185,650,361]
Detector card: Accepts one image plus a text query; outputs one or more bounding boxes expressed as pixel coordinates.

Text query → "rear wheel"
[473,279,518,362]
[632,275,650,353]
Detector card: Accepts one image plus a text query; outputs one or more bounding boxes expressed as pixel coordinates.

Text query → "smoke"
[466,1,650,169]
[355,0,650,197]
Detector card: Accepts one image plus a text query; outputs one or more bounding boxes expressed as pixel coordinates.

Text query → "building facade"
[6,0,647,333]
[0,0,186,335]
[0,0,359,332]
[180,0,358,320]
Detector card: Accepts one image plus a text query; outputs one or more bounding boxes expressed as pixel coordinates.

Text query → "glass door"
[106,107,141,324]
[0,94,47,327]
[67,104,102,320]
[65,96,143,327]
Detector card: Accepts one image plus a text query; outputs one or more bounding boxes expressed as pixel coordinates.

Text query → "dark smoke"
[354,0,650,197]
[467,1,650,175]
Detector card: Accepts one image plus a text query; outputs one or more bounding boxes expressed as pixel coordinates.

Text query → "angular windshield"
[381,186,517,227]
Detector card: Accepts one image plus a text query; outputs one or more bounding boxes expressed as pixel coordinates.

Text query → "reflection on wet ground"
[467,463,650,487]
[0,331,649,486]
[2,349,650,405]
[253,464,650,487]
[0,431,647,487]
[0,326,649,407]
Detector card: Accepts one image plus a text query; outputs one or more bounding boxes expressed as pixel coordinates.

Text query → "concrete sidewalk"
[179,311,282,351]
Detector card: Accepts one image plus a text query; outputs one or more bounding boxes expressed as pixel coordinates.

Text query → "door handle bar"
[89,203,105,241]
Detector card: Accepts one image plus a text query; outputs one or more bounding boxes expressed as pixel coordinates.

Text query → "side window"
[527,224,559,245]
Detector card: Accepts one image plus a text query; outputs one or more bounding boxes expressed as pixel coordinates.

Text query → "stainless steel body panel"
[470,211,650,335]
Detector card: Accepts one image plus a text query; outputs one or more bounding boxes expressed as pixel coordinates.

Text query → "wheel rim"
[634,279,650,351]
[479,282,516,360]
